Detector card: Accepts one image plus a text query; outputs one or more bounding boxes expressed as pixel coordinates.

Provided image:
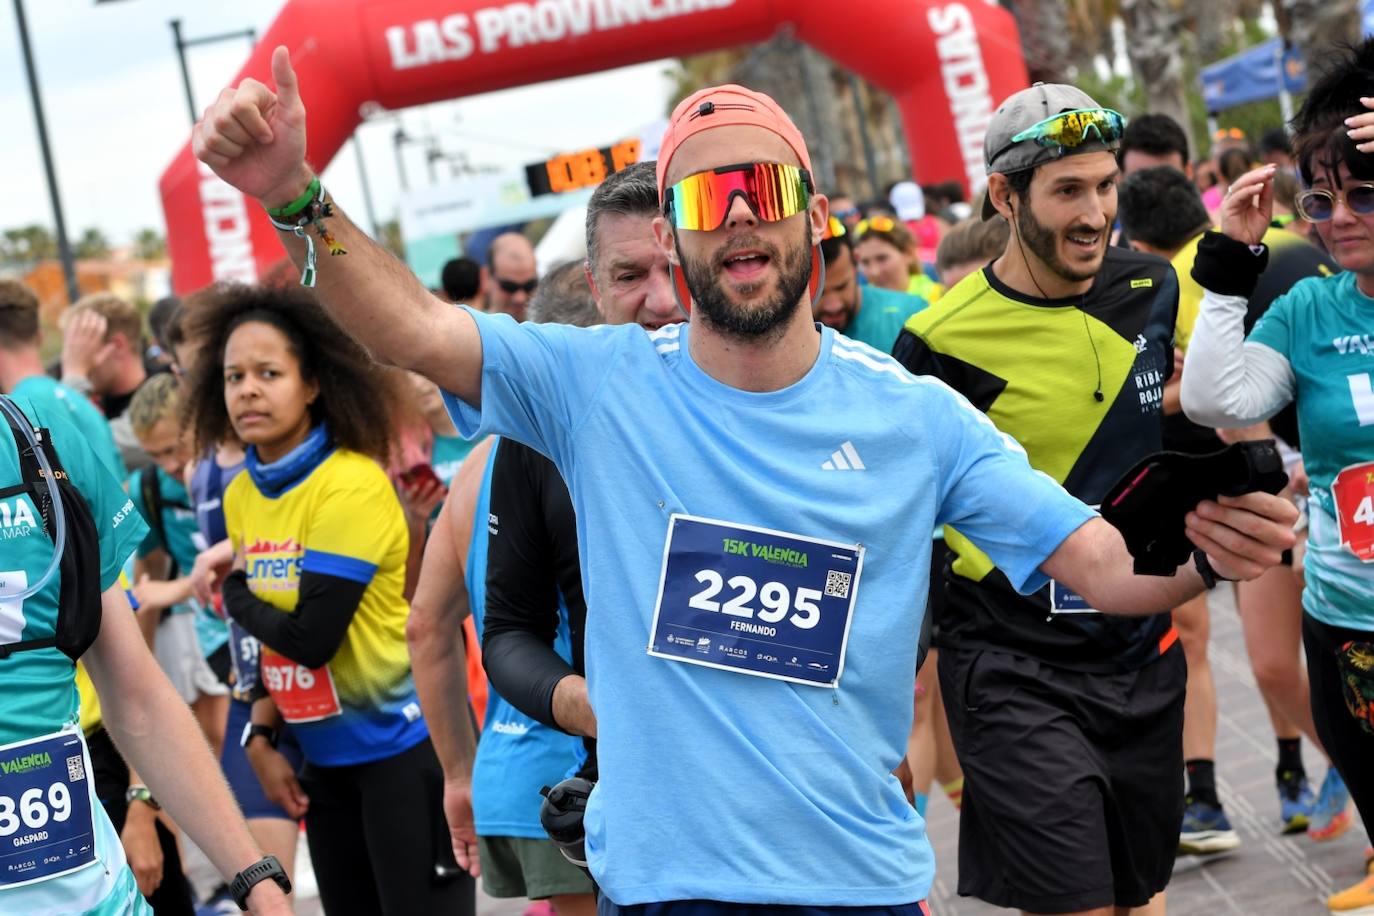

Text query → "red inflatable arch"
[159,0,1028,294]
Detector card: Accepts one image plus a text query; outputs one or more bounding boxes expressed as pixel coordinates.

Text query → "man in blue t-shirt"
[814,220,928,351]
[195,52,1299,913]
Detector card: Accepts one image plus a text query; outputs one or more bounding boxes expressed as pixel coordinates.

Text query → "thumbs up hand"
[193,45,314,208]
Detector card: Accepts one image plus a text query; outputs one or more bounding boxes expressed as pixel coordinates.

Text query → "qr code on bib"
[825,570,852,599]
[67,754,86,782]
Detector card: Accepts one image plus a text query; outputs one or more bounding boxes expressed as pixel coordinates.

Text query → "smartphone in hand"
[399,462,444,491]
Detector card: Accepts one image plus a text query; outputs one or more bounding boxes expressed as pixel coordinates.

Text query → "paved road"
[288,588,1366,915]
[925,585,1370,915]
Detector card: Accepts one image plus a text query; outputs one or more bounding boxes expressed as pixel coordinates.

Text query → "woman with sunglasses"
[181,282,474,916]
[1181,41,1374,914]
[852,216,944,304]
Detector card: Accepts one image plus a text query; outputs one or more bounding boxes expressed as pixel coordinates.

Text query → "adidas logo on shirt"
[821,441,865,471]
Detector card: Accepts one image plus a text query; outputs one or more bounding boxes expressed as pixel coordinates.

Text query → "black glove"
[1101,439,1289,576]
[1192,230,1269,299]
[540,777,594,871]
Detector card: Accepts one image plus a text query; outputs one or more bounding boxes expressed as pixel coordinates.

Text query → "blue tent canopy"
[1199,1,1374,114]
[1200,39,1304,113]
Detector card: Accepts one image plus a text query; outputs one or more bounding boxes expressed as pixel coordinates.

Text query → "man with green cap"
[894,84,1185,916]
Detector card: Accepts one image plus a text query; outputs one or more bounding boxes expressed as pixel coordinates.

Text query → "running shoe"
[1278,769,1316,835]
[195,889,241,916]
[1309,767,1353,842]
[1178,797,1242,855]
[1326,855,1374,914]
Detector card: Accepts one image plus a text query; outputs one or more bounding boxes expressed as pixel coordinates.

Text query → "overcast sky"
[0,0,676,246]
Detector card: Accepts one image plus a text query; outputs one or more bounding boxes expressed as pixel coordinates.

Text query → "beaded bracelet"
[264,179,347,288]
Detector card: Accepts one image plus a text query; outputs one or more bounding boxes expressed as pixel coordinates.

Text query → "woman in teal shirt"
[1183,40,1374,913]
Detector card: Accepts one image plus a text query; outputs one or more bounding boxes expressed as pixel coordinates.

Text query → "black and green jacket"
[894,247,1180,672]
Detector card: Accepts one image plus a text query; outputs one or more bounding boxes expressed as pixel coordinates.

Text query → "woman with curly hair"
[182,282,474,916]
[1182,39,1374,913]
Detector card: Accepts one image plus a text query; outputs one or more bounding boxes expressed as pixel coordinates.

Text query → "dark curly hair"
[180,282,395,462]
[1292,39,1374,185]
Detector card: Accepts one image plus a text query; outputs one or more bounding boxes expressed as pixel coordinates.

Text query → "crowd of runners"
[0,26,1372,916]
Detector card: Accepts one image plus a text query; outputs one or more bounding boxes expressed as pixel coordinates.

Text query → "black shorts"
[939,643,1186,913]
[299,737,475,916]
[1302,612,1374,827]
[207,641,232,686]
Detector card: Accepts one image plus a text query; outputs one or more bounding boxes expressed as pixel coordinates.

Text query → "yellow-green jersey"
[893,248,1180,671]
[224,449,426,765]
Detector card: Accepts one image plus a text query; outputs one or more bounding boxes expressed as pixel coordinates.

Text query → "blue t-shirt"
[129,466,229,657]
[464,443,584,839]
[442,311,1093,906]
[1248,271,1374,628]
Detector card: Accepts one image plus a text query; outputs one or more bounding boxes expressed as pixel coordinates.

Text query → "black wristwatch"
[1193,550,1234,590]
[240,722,279,750]
[230,854,291,910]
[124,784,160,811]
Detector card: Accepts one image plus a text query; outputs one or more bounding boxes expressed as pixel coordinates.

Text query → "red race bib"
[1332,461,1374,563]
[259,648,341,722]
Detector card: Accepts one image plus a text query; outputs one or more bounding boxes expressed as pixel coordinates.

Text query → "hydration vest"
[0,401,103,662]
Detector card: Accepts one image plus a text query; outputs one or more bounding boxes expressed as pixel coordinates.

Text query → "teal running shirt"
[0,396,150,914]
[844,285,927,352]
[1249,272,1374,629]
[11,375,125,480]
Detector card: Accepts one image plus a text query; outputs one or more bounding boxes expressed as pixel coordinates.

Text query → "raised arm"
[1179,165,1297,427]
[192,46,481,404]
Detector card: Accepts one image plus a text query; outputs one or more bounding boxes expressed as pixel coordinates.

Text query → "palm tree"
[1010,0,1072,84]
[132,228,166,261]
[1066,0,1119,65]
[1119,0,1195,157]
[673,42,909,199]
[1195,0,1241,62]
[1278,0,1361,82]
[1,225,56,264]
[73,227,110,260]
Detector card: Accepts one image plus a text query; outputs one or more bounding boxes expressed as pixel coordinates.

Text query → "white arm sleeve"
[1180,288,1296,428]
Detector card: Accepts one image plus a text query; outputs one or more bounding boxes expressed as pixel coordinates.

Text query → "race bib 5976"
[260,648,341,723]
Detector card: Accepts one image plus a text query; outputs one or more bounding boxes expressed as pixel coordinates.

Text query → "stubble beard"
[1015,199,1103,285]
